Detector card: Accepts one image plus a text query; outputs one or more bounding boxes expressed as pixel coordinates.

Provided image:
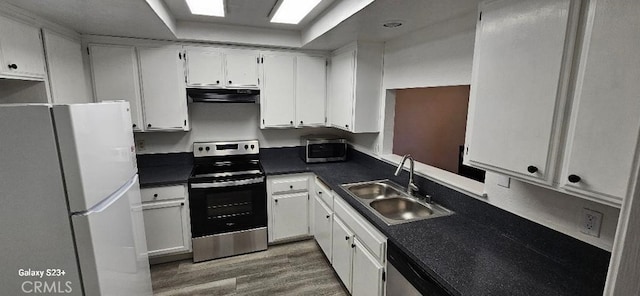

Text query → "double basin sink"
[341,180,453,225]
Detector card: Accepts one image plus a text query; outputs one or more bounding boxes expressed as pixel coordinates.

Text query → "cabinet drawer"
[271,176,309,194]
[141,185,185,203]
[334,196,386,262]
[314,178,334,209]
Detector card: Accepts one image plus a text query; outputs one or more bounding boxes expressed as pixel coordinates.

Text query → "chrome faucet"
[394,154,419,197]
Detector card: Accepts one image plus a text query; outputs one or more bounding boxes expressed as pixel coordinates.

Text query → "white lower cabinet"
[332,216,354,292]
[313,194,333,262]
[310,176,387,296]
[141,185,191,257]
[267,174,311,243]
[272,192,309,241]
[352,238,385,296]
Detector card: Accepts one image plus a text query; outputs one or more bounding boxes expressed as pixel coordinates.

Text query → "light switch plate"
[580,208,603,237]
[496,175,510,188]
[136,139,146,152]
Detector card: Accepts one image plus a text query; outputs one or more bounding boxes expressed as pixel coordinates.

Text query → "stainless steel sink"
[341,180,453,225]
[346,182,404,199]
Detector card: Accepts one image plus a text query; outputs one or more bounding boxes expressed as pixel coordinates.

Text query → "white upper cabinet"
[0,15,46,80]
[465,0,579,185]
[328,42,383,133]
[137,45,189,131]
[89,44,144,131]
[43,30,90,104]
[559,0,640,206]
[261,53,296,128]
[224,50,260,88]
[296,55,327,127]
[184,47,223,87]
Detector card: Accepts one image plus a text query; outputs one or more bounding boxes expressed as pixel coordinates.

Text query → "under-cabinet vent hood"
[187,88,259,103]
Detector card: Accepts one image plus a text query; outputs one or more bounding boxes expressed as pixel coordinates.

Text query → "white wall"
[134,103,346,154]
[366,12,619,250]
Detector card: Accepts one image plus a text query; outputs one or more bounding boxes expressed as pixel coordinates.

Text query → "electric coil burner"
[188,140,267,262]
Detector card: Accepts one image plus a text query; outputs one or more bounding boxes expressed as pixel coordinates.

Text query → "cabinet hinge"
[179,52,182,60]
[466,146,469,155]
[261,57,264,63]
[324,117,327,123]
[382,270,386,282]
[326,60,329,66]
[479,11,482,21]
[87,47,90,55]
[257,57,260,64]
[184,120,187,126]
[262,119,265,124]
[183,52,186,59]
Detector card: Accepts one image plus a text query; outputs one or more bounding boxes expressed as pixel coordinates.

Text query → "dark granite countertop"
[260,147,609,296]
[137,153,193,188]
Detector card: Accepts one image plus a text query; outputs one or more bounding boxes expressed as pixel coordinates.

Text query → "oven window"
[206,191,253,220]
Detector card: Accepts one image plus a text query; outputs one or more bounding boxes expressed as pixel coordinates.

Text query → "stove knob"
[251,144,255,149]
[244,145,249,149]
[198,147,203,151]
[205,147,210,151]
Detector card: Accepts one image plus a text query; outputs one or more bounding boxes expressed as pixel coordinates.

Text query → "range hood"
[187,88,259,103]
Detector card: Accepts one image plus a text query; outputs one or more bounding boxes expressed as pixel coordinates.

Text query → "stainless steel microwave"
[300,135,347,163]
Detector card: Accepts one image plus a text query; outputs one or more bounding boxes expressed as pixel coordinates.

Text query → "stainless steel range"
[188,140,267,262]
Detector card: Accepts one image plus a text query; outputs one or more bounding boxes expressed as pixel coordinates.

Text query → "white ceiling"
[0,0,482,50]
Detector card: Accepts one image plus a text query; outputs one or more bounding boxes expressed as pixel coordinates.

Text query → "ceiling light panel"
[186,0,225,17]
[270,0,322,24]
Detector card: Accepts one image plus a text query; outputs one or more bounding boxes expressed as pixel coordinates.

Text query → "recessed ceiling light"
[186,0,225,17]
[383,21,404,28]
[271,0,322,25]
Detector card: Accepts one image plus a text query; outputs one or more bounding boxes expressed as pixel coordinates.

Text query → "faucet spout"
[395,154,418,196]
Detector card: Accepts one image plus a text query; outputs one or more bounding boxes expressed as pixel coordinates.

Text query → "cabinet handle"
[153,194,158,198]
[325,215,330,219]
[132,124,137,128]
[527,166,538,174]
[300,121,304,124]
[345,236,349,241]
[345,124,349,128]
[289,185,293,189]
[228,80,232,84]
[290,121,294,125]
[180,202,184,206]
[7,64,17,70]
[147,124,152,128]
[351,243,356,248]
[318,191,322,195]
[216,80,220,84]
[275,199,278,204]
[568,174,581,183]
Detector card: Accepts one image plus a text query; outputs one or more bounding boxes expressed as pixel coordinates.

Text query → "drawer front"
[314,178,334,209]
[334,196,386,261]
[271,176,309,194]
[141,185,186,203]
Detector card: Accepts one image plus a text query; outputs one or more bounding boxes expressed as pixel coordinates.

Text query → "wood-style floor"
[150,239,349,296]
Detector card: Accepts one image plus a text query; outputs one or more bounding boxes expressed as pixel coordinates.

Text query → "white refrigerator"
[0,102,152,295]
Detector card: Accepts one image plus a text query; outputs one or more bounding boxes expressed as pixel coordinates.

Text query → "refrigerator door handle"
[72,175,138,217]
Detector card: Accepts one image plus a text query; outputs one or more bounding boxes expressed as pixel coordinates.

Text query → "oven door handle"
[190,176,265,189]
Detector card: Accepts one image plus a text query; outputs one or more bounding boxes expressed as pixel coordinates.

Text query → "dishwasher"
[387,241,451,296]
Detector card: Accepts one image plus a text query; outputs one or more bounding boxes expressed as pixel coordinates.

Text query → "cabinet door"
[328,50,355,131]
[43,30,90,104]
[332,216,354,292]
[185,47,223,87]
[296,56,327,127]
[352,238,384,296]
[89,45,143,131]
[272,192,309,241]
[138,46,189,131]
[225,51,259,88]
[261,54,295,128]
[0,16,46,78]
[313,195,333,262]
[560,0,640,205]
[466,0,575,184]
[142,200,191,256]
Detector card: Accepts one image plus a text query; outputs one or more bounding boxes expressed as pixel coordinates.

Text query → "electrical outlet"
[136,139,146,152]
[580,208,603,237]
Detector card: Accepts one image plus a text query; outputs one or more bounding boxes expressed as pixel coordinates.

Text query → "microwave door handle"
[190,177,264,189]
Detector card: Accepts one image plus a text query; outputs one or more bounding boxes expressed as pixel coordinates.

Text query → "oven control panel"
[193,140,260,157]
